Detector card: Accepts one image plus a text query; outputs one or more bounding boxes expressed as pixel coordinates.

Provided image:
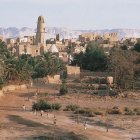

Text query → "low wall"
[2,84,27,92]
[47,75,60,84]
[66,65,80,79]
[0,90,4,97]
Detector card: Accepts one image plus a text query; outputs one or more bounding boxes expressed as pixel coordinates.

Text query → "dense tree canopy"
[72,41,107,71]
[134,42,140,52]
[108,48,140,88]
[0,40,64,87]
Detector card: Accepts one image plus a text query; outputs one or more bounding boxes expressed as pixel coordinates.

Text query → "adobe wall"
[66,66,80,79]
[33,75,61,85]
[47,75,60,84]
[0,84,27,97]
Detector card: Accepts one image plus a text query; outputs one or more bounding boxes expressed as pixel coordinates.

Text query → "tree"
[5,57,19,82]
[134,43,140,52]
[108,49,140,89]
[31,55,47,79]
[43,52,64,76]
[18,62,33,83]
[59,79,68,95]
[72,41,107,71]
[0,41,64,85]
[0,58,5,89]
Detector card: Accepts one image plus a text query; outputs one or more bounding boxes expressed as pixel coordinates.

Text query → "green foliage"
[94,111,103,115]
[0,40,10,59]
[124,107,130,112]
[32,100,51,111]
[0,43,64,84]
[133,108,140,115]
[108,49,140,89]
[75,108,96,117]
[32,99,62,111]
[124,107,135,115]
[72,41,107,71]
[87,111,95,117]
[38,99,51,110]
[59,80,68,95]
[32,56,47,79]
[32,102,40,110]
[134,43,140,52]
[65,104,79,111]
[121,45,128,50]
[52,103,62,111]
[108,106,122,115]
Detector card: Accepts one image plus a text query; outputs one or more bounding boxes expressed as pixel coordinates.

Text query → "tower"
[36,16,46,44]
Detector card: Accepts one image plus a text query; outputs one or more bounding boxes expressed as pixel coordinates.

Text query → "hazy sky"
[0,0,140,29]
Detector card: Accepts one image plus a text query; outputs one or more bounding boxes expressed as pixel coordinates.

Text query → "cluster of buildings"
[2,16,138,64]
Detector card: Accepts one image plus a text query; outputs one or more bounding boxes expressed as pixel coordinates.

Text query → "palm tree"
[43,52,64,76]
[16,56,34,84]
[0,58,5,89]
[5,57,19,83]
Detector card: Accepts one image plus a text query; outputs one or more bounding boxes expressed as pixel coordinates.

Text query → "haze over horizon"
[0,0,140,30]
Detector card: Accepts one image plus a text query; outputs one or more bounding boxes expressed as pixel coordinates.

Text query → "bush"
[78,109,86,114]
[75,108,95,117]
[94,111,103,115]
[124,111,135,115]
[133,108,140,115]
[38,99,51,110]
[108,106,122,114]
[87,111,95,117]
[32,102,39,111]
[134,43,140,52]
[124,107,135,115]
[32,99,62,111]
[52,103,62,111]
[65,104,79,111]
[124,107,130,112]
[60,80,68,95]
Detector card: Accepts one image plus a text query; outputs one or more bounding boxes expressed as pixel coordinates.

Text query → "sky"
[0,0,140,30]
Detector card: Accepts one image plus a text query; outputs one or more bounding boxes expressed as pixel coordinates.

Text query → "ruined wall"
[0,84,27,97]
[66,66,80,79]
[47,75,60,84]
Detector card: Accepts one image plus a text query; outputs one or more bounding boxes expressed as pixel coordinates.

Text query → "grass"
[64,104,79,111]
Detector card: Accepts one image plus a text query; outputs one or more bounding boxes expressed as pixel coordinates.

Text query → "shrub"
[108,106,122,114]
[38,99,51,110]
[87,111,95,117]
[124,111,135,115]
[75,108,95,117]
[60,80,68,95]
[65,104,79,111]
[124,107,130,112]
[94,111,103,115]
[52,103,62,111]
[32,102,39,111]
[78,109,86,114]
[124,107,135,115]
[75,109,86,115]
[133,108,140,115]
[32,99,62,111]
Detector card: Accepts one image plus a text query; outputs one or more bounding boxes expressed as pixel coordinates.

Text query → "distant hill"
[0,27,140,39]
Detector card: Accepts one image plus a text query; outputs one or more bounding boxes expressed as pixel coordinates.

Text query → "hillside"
[1,27,140,39]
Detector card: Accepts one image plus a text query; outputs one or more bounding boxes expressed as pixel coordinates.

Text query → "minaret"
[36,16,46,44]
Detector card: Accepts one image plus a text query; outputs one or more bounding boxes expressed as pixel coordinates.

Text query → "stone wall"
[0,84,27,97]
[47,75,60,84]
[0,90,4,96]
[66,65,80,79]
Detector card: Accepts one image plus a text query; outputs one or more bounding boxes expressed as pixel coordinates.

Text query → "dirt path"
[0,88,139,140]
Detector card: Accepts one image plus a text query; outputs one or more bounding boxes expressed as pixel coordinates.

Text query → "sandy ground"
[0,86,140,140]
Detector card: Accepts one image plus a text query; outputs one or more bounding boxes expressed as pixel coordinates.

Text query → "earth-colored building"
[7,16,48,56]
